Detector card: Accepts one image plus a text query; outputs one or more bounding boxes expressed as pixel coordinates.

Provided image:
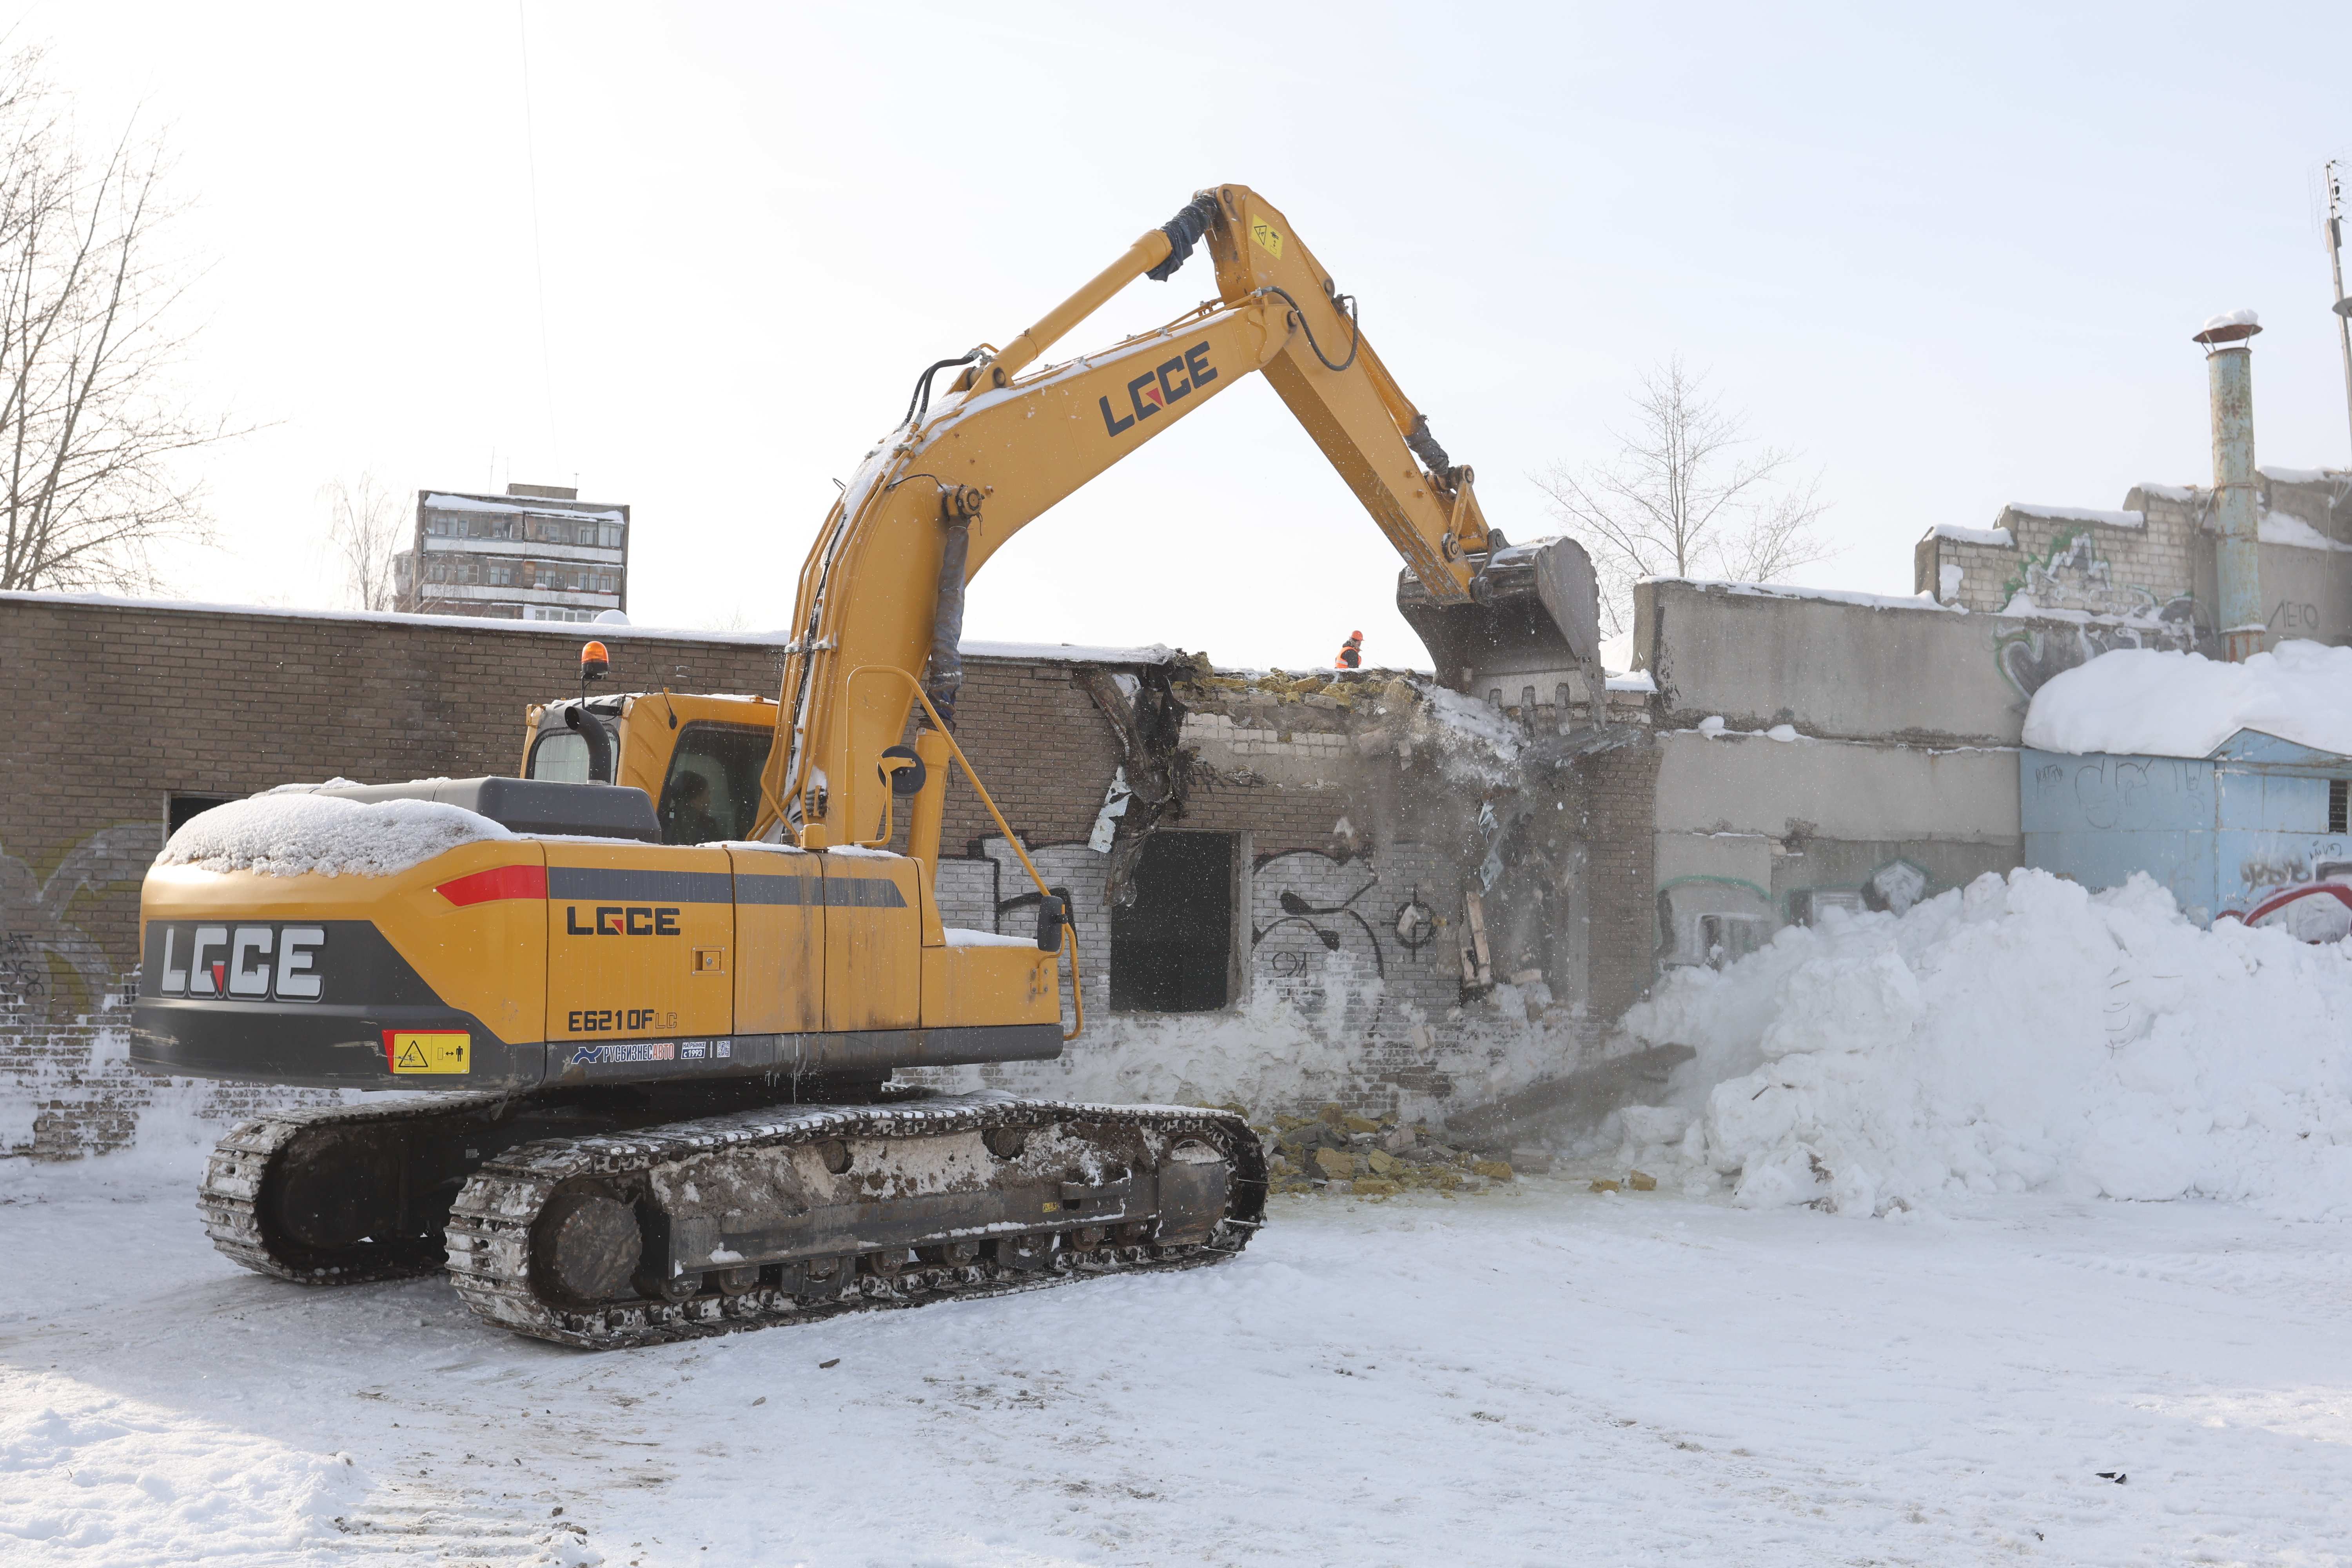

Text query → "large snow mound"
[1619,869,2352,1220]
[157,793,511,878]
[2022,639,2352,758]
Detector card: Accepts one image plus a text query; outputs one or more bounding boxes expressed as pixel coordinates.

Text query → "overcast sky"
[25,1,2352,670]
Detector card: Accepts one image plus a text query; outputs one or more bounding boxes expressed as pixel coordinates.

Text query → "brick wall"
[1,594,1666,1156]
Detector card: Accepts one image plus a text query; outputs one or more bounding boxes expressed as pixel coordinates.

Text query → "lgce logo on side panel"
[153,923,325,1002]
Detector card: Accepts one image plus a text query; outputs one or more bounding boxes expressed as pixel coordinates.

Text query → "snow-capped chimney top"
[2193,308,2262,347]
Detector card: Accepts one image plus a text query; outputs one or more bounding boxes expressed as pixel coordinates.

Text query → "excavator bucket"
[1396,535,1607,707]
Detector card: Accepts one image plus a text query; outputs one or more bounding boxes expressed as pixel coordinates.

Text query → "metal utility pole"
[2327,160,2352,464]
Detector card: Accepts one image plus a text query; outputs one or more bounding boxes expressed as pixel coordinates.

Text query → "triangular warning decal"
[396,1040,429,1069]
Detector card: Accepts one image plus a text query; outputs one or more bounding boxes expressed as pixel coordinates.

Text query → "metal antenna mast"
[2327,160,2352,465]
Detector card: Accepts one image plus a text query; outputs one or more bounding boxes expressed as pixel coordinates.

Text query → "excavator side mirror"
[1035,895,1066,954]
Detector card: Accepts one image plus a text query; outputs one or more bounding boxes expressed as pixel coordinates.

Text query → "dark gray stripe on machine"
[546,867,737,903]
[735,873,907,908]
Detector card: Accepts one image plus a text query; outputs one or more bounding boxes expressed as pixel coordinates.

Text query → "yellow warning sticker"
[1250,218,1283,260]
[385,1031,470,1075]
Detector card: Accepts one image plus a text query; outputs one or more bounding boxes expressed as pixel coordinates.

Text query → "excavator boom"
[757,185,1599,851]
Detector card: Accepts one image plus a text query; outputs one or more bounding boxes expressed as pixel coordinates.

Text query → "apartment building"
[394,483,630,622]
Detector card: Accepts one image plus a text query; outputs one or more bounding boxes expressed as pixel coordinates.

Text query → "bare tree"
[1535,358,1835,635]
[322,474,409,612]
[0,48,243,593]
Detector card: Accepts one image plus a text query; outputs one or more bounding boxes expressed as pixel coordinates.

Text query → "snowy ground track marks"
[445,1095,1265,1348]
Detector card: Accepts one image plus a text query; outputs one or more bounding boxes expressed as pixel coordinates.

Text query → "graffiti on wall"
[1252,850,1385,1016]
[940,835,1445,1024]
[1993,530,2199,698]
[0,824,157,1018]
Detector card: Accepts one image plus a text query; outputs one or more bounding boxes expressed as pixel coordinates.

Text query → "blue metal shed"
[2022,729,2352,936]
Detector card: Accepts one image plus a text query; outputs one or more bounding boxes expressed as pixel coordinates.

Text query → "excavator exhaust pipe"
[1397,535,1608,709]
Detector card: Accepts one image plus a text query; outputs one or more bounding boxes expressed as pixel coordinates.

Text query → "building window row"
[425,513,624,549]
[423,557,618,593]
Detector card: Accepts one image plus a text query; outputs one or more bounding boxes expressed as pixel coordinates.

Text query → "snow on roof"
[2200,307,2260,333]
[2259,465,2348,486]
[1924,524,2014,548]
[0,588,799,642]
[0,590,1188,662]
[1646,578,1964,614]
[2133,482,2197,503]
[158,793,512,878]
[421,491,627,523]
[2004,503,2146,529]
[2258,511,2352,553]
[2022,640,2352,760]
[959,640,1179,665]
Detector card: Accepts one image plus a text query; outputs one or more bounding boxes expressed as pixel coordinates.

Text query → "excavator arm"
[753,185,1577,857]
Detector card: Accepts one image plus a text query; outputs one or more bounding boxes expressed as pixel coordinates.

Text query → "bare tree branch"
[1533,356,1837,635]
[322,474,410,612]
[0,47,247,593]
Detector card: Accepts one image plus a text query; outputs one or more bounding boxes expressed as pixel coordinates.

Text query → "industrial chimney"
[2193,309,2264,662]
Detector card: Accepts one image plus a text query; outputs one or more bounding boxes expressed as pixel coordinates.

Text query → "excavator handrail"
[845,663,1083,1040]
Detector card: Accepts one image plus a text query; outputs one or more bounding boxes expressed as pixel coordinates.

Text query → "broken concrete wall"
[1632,579,2025,973]
[923,659,1661,1131]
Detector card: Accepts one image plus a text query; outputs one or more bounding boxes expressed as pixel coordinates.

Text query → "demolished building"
[7,306,2352,1160]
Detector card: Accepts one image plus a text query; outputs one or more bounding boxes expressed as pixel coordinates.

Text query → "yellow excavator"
[131,185,1597,1348]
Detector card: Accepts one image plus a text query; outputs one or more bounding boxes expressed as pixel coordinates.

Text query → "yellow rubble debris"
[1313,1147,1358,1180]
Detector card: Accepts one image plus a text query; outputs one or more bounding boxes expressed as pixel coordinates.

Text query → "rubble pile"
[1256,1102,1517,1198]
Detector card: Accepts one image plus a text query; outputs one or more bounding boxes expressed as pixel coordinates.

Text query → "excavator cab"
[522,693,778,847]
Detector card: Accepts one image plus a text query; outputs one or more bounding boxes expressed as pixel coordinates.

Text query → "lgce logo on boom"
[1098,340,1218,436]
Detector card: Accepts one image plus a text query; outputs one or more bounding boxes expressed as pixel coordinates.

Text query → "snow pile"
[2022,639,2352,759]
[156,793,511,878]
[940,953,1560,1123]
[0,1370,370,1558]
[1618,869,2352,1219]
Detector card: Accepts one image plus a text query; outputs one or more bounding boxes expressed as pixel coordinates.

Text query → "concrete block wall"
[1916,473,2352,657]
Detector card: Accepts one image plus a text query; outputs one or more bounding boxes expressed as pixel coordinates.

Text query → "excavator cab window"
[655,722,770,845]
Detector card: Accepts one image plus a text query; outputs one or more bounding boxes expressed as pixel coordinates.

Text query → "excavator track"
[200,1091,521,1285]
[445,1093,1266,1349]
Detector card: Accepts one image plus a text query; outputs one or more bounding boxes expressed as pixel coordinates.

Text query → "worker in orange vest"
[1335,630,1363,670]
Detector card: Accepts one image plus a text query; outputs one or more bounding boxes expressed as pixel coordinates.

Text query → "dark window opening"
[2331,778,2347,836]
[655,722,771,844]
[166,792,238,839]
[1111,834,1236,1013]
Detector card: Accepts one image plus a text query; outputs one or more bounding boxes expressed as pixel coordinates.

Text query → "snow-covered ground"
[5,1152,2352,1565]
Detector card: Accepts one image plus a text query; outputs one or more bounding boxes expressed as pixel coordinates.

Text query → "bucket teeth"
[1397,536,1606,699]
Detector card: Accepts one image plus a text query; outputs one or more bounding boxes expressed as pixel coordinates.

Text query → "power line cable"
[517,2,560,469]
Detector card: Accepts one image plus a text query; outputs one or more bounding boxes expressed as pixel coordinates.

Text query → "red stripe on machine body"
[436,864,549,906]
